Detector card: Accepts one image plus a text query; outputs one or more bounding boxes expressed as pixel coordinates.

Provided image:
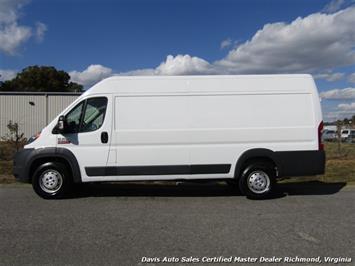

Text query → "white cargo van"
[14,75,325,199]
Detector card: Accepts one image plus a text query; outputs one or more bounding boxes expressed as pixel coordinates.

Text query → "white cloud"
[320,88,355,99]
[348,73,355,83]
[121,55,214,76]
[155,55,214,75]
[322,0,345,13]
[215,7,355,74]
[120,68,156,76]
[220,38,232,49]
[338,102,355,111]
[71,6,355,86]
[323,110,355,121]
[0,23,31,54]
[120,6,355,76]
[69,64,113,87]
[0,0,46,54]
[0,0,28,24]
[35,22,47,42]
[314,72,344,82]
[0,69,17,81]
[323,94,355,120]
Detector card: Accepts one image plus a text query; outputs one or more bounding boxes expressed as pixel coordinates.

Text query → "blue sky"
[0,0,355,121]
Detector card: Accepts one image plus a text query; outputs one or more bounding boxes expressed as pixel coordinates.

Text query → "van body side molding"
[85,164,231,177]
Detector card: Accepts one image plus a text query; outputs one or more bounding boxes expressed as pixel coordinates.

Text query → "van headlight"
[27,132,41,144]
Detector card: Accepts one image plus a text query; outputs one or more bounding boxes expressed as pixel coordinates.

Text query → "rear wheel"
[32,162,71,199]
[239,162,276,199]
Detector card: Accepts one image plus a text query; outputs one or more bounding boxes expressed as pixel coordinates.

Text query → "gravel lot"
[0,182,354,266]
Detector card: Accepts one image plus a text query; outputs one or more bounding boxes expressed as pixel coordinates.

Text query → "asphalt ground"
[0,181,354,266]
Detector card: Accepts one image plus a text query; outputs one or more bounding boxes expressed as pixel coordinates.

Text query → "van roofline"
[85,74,315,95]
[104,74,312,81]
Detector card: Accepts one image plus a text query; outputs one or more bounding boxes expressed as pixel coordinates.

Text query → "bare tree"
[1,121,27,152]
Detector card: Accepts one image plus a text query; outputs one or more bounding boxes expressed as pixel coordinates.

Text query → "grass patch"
[0,161,15,183]
[0,160,12,175]
[325,141,355,159]
[282,142,355,183]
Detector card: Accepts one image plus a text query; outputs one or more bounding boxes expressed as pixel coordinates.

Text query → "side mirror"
[55,115,65,134]
[58,115,65,130]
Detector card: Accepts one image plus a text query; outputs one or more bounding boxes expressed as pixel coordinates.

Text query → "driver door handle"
[101,131,108,143]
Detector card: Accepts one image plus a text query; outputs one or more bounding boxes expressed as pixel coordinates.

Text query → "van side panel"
[100,91,319,181]
[113,95,190,165]
[187,93,316,178]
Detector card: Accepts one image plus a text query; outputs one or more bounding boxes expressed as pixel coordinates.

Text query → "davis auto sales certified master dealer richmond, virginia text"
[141,256,352,264]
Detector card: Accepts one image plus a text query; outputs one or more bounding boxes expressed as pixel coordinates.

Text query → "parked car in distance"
[346,130,355,143]
[341,129,351,142]
[322,130,337,142]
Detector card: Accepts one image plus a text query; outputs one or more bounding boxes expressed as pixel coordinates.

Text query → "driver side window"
[64,97,107,133]
[81,97,108,132]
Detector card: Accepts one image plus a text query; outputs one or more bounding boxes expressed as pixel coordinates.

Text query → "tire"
[32,162,72,199]
[238,162,276,199]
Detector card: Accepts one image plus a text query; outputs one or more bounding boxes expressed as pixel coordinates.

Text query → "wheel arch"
[234,148,279,180]
[28,147,82,183]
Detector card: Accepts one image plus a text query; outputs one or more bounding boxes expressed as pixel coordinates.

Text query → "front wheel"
[239,163,276,199]
[32,162,71,199]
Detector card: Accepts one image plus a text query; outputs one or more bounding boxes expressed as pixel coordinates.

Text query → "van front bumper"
[13,148,34,183]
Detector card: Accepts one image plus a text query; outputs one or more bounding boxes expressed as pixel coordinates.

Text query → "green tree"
[0,66,83,92]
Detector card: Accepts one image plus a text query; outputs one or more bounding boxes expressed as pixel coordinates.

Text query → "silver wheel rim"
[247,170,270,194]
[39,169,63,194]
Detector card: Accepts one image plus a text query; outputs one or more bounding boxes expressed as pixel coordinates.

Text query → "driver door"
[57,95,112,181]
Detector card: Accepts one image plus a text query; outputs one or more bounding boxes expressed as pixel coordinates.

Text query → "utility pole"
[336,120,342,156]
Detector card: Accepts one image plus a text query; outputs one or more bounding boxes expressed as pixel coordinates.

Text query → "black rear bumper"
[13,148,34,183]
[274,150,325,177]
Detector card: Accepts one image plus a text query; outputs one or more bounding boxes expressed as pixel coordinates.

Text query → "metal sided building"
[0,92,81,138]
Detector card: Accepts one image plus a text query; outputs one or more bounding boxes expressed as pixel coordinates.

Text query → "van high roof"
[86,74,315,95]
